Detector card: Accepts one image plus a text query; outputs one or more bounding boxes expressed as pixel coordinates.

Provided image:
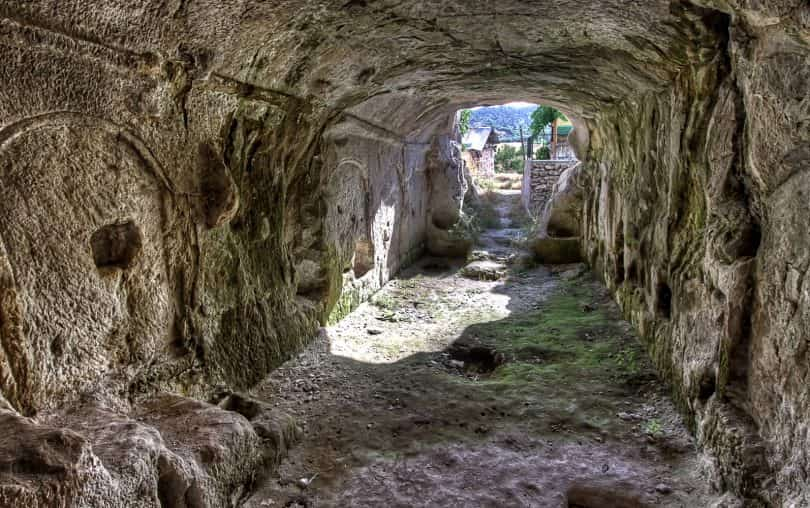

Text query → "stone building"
[537,123,577,160]
[462,127,498,177]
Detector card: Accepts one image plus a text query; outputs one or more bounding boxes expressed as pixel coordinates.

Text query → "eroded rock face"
[0,0,808,504]
[579,5,810,504]
[1,393,296,507]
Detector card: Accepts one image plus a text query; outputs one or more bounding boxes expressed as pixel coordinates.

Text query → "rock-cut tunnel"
[0,1,808,506]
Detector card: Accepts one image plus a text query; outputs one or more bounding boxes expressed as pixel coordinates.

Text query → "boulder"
[0,392,299,508]
[426,220,474,258]
[543,163,586,238]
[0,409,115,507]
[460,260,507,281]
[134,394,263,506]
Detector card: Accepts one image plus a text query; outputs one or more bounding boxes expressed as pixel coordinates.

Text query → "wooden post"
[527,135,533,161]
[519,125,525,159]
[551,117,558,159]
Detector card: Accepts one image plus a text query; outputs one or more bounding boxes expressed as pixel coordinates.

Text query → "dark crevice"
[656,282,672,319]
[698,368,717,401]
[90,221,142,270]
[566,484,649,508]
[615,251,625,285]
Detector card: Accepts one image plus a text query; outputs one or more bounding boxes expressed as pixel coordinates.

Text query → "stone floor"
[244,189,721,508]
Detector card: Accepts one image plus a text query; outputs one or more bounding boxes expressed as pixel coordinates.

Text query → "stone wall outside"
[522,160,578,217]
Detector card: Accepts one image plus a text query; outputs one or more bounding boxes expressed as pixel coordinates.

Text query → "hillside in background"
[469,104,536,142]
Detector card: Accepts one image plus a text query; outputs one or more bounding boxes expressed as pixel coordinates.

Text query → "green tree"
[495,145,525,173]
[459,109,472,137]
[530,105,566,139]
[535,145,551,160]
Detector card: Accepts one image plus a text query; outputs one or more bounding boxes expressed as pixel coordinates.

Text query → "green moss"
[455,285,647,396]
[328,286,362,325]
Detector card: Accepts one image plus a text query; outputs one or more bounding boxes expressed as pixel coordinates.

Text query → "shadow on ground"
[245,257,716,508]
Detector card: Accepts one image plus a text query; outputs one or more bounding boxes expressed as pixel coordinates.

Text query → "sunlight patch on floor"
[327,281,512,365]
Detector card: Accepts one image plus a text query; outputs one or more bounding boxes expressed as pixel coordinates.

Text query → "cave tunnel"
[0,1,808,506]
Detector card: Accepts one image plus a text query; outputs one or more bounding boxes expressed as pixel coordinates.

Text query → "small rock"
[297,473,318,489]
[655,483,673,495]
[460,260,507,281]
[449,359,465,369]
[367,327,383,335]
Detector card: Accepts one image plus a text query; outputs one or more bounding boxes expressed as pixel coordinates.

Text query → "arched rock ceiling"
[3,0,746,123]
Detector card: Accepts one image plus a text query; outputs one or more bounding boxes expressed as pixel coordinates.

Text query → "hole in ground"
[448,343,505,374]
[567,484,650,508]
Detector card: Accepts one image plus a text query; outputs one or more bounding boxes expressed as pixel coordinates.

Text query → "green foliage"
[459,109,472,137]
[614,349,641,376]
[530,105,566,138]
[535,146,551,160]
[448,210,481,243]
[643,418,664,437]
[495,145,525,173]
[371,294,397,310]
[475,177,497,192]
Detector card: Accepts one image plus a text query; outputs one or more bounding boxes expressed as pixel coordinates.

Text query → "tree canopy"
[530,106,566,138]
[495,145,525,173]
[459,109,472,137]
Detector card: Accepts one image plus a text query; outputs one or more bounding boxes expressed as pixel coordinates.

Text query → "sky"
[470,102,537,110]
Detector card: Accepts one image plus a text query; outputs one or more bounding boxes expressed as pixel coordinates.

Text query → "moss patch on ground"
[434,278,657,437]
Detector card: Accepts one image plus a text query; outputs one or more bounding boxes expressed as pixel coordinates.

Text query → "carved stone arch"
[0,112,176,412]
[328,158,374,278]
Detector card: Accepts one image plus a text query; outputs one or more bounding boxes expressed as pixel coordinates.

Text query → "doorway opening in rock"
[352,237,374,278]
[459,102,575,179]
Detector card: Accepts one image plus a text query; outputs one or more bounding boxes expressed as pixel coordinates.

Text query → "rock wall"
[0,29,450,413]
[580,5,810,505]
[522,160,578,218]
[0,0,808,504]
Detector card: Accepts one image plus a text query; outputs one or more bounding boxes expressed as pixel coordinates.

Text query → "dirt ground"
[245,190,720,508]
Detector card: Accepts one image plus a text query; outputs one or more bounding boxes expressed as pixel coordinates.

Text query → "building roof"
[557,125,574,137]
[462,127,496,152]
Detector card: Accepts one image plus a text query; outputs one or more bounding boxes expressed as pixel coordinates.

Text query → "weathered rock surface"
[543,162,587,238]
[532,237,583,265]
[578,5,810,505]
[0,409,114,507]
[0,393,295,507]
[0,0,807,504]
[460,260,507,281]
